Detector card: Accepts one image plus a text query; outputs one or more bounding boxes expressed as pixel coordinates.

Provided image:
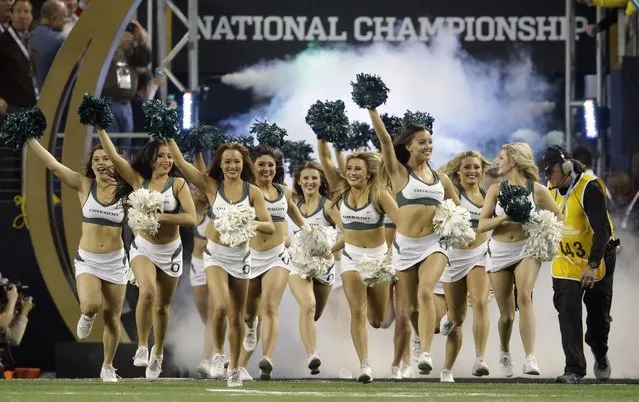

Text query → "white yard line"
[205,389,546,398]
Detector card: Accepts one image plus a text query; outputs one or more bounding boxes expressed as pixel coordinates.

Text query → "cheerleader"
[97,131,196,379]
[167,140,274,387]
[438,151,492,382]
[368,109,460,374]
[27,141,127,382]
[237,145,306,380]
[478,143,562,376]
[190,153,224,377]
[288,161,343,376]
[318,139,399,383]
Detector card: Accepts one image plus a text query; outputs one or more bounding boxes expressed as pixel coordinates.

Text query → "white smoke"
[220,30,553,168]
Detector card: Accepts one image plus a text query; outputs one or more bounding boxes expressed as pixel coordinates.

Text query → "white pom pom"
[214,203,257,247]
[289,226,338,279]
[359,254,396,287]
[126,188,164,235]
[125,267,138,287]
[522,209,563,262]
[433,199,476,247]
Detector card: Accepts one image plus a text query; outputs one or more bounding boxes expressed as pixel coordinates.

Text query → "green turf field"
[1,379,638,401]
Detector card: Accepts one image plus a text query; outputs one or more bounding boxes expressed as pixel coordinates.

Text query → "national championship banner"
[170,0,598,75]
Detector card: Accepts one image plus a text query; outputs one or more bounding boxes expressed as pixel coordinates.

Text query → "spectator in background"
[0,0,13,33]
[61,0,77,37]
[572,146,597,176]
[29,0,67,91]
[0,0,36,115]
[102,20,150,149]
[73,0,89,17]
[131,67,165,133]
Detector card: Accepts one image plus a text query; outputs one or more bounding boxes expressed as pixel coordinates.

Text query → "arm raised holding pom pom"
[194,152,207,174]
[97,128,141,189]
[27,138,87,192]
[317,139,343,188]
[167,138,212,193]
[368,108,403,185]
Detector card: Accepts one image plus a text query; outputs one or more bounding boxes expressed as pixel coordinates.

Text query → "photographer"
[0,277,34,347]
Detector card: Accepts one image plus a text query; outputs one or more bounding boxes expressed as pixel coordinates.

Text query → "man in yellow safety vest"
[542,145,618,384]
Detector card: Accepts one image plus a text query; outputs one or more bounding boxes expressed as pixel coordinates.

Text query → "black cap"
[541,145,570,174]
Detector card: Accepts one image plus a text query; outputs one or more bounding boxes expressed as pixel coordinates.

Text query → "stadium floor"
[2,379,639,401]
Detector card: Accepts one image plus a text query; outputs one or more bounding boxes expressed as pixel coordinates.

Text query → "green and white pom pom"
[78,93,113,129]
[126,188,165,235]
[142,99,180,140]
[214,202,258,247]
[403,110,435,132]
[0,106,47,150]
[359,254,397,287]
[340,121,371,151]
[498,185,533,223]
[188,125,228,153]
[522,209,563,262]
[250,120,287,149]
[350,73,390,109]
[305,100,350,143]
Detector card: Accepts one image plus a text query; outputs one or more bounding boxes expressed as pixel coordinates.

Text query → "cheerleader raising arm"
[194,152,208,174]
[27,138,85,191]
[317,139,342,188]
[368,108,401,183]
[156,177,196,226]
[97,128,141,188]
[167,139,210,192]
[333,144,347,176]
[248,185,275,234]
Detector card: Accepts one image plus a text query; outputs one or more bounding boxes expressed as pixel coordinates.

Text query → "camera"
[0,277,29,307]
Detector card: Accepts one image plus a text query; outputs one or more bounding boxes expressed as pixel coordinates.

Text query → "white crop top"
[291,196,333,233]
[81,182,125,227]
[396,166,445,207]
[194,213,210,240]
[265,184,288,222]
[211,181,250,219]
[457,185,485,228]
[494,179,536,217]
[340,190,384,230]
[142,177,180,213]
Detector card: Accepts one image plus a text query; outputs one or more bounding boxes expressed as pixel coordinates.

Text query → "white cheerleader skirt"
[249,243,292,279]
[392,232,449,272]
[190,256,206,287]
[341,243,388,274]
[129,236,183,277]
[204,240,251,280]
[487,239,529,273]
[74,248,128,285]
[442,242,490,283]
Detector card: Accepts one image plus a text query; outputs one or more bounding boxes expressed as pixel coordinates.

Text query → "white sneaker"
[227,368,242,387]
[239,367,253,381]
[209,353,227,379]
[472,357,490,376]
[389,366,402,379]
[76,314,96,340]
[258,356,273,380]
[358,361,373,383]
[417,352,433,374]
[523,355,540,375]
[196,359,211,378]
[440,369,454,383]
[400,362,413,379]
[133,346,149,367]
[100,365,118,383]
[243,317,258,352]
[498,351,514,378]
[411,334,421,363]
[145,346,163,379]
[439,316,455,336]
[307,353,321,375]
